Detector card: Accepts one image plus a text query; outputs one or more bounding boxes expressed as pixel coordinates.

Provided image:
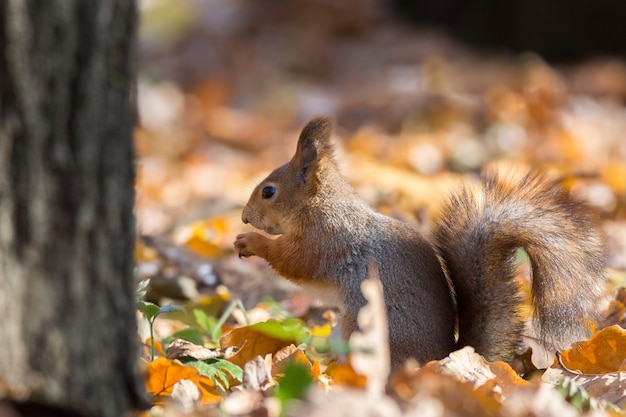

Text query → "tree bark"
[0,1,145,416]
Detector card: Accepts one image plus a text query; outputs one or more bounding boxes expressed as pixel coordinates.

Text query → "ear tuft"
[295,116,335,170]
[298,116,334,143]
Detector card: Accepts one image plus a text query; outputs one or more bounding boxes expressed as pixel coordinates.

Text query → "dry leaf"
[324,361,367,389]
[598,287,626,329]
[502,382,580,417]
[389,366,502,417]
[349,263,389,396]
[166,338,230,360]
[425,346,532,399]
[243,354,276,392]
[272,344,313,377]
[136,238,159,262]
[559,325,626,374]
[177,215,239,257]
[287,388,403,417]
[542,325,626,408]
[145,338,166,358]
[602,161,626,194]
[543,366,626,408]
[221,389,265,416]
[171,379,202,410]
[219,324,294,369]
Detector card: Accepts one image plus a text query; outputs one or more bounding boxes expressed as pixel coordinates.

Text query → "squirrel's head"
[241,116,337,235]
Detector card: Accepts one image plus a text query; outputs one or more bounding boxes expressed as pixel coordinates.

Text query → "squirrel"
[234,116,606,369]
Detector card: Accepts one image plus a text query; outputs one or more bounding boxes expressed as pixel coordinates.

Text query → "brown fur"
[235,116,606,367]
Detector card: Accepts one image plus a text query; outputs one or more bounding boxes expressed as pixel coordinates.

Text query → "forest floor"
[134,1,626,416]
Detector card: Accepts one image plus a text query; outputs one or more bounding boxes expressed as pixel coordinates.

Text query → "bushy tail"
[434,171,606,361]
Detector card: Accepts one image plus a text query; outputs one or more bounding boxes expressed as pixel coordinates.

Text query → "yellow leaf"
[309,322,333,338]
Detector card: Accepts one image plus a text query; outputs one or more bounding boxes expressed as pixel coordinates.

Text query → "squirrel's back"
[434,171,606,361]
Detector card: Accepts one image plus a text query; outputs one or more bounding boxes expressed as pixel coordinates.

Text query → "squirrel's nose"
[242,205,251,224]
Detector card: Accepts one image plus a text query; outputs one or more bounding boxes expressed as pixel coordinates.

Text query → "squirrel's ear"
[293,116,334,174]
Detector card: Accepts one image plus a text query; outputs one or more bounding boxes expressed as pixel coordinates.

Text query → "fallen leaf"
[243,354,276,392]
[145,338,165,358]
[272,344,312,377]
[389,366,501,417]
[324,361,367,389]
[178,218,231,257]
[349,263,389,396]
[559,325,626,374]
[543,366,626,408]
[287,387,403,417]
[219,321,304,368]
[220,389,265,416]
[171,379,201,410]
[145,357,222,405]
[502,381,581,417]
[602,162,626,194]
[598,287,626,329]
[166,338,229,360]
[425,346,532,399]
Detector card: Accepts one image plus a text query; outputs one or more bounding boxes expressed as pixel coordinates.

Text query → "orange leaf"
[220,325,293,369]
[185,236,221,258]
[324,360,367,388]
[602,162,626,194]
[559,325,626,374]
[272,345,312,377]
[145,358,222,405]
[311,360,321,380]
[135,239,159,262]
[483,359,532,394]
[144,338,165,358]
[179,216,237,257]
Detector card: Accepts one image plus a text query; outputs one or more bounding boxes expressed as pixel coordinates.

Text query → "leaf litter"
[135,0,626,415]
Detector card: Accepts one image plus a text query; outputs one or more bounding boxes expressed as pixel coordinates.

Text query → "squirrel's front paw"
[235,232,262,258]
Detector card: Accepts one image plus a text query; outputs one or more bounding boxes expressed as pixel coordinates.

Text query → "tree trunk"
[0,2,145,416]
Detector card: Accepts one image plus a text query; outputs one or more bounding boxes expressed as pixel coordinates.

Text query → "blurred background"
[135,0,626,304]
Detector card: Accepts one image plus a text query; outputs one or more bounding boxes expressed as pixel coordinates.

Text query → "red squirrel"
[234,117,606,368]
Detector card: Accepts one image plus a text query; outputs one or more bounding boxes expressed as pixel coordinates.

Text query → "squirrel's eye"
[261,186,276,199]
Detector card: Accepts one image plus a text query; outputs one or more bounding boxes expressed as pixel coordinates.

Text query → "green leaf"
[166,327,205,346]
[251,318,309,344]
[135,278,150,301]
[186,359,243,391]
[156,304,185,316]
[274,362,313,410]
[138,300,161,322]
[260,296,292,319]
[138,301,185,324]
[193,309,220,339]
